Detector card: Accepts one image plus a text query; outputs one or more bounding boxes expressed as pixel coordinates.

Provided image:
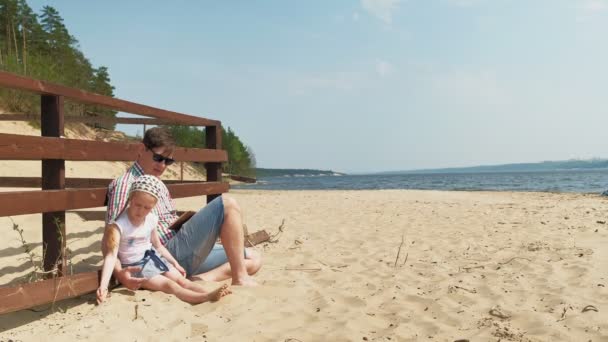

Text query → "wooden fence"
[0,70,229,315]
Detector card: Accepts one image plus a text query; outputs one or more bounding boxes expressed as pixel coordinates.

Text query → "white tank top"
[114,211,158,264]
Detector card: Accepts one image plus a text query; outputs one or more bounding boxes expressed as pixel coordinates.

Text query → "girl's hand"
[174,263,187,277]
[96,287,108,305]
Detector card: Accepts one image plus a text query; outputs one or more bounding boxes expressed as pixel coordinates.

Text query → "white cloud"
[581,0,608,12]
[576,0,608,22]
[376,60,394,77]
[361,0,401,24]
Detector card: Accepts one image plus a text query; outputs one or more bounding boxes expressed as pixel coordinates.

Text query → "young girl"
[97,175,231,304]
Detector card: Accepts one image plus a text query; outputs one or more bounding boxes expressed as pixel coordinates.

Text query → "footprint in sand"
[308,289,330,309]
[190,323,208,337]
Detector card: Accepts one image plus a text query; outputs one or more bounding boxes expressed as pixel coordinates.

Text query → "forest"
[0,0,256,176]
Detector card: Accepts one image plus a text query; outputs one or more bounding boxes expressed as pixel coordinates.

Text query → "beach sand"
[1,188,607,341]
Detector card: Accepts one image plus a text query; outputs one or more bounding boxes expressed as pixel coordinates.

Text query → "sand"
[0,189,607,341]
[1,119,607,341]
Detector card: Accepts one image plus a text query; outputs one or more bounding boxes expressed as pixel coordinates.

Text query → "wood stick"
[284,268,321,272]
[394,233,405,267]
[497,257,532,268]
[402,252,409,266]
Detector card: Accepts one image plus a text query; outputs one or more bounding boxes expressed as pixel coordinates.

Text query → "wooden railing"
[0,71,228,315]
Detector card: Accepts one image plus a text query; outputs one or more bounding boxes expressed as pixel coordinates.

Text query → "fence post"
[205,124,222,203]
[41,95,66,277]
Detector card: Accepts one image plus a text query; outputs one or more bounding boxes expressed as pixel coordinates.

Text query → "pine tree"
[0,2,117,122]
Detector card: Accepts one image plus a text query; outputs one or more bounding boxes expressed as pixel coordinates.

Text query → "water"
[232,169,608,194]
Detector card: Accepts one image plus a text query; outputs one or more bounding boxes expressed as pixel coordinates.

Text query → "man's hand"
[115,266,144,290]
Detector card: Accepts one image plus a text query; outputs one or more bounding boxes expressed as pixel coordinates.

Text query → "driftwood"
[229,174,257,183]
[489,305,511,319]
[245,230,270,247]
[268,219,285,243]
[581,305,598,313]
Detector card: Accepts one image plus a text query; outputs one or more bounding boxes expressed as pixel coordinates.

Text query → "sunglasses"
[151,152,175,166]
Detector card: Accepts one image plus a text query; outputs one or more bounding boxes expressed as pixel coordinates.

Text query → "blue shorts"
[122,249,170,279]
[165,196,234,276]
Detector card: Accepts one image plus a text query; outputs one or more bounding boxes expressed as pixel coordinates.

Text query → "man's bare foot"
[190,275,208,282]
[207,284,232,302]
[232,275,258,287]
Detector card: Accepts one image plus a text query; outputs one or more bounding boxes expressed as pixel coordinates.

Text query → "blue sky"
[27,0,608,173]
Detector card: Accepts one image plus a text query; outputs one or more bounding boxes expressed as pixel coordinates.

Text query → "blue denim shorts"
[122,249,170,279]
[165,196,227,276]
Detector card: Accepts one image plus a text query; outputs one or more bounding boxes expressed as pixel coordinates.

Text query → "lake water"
[232,169,608,194]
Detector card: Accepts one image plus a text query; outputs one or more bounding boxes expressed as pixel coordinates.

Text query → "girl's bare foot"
[207,284,232,302]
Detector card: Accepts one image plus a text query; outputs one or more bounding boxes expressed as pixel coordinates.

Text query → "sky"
[26,0,608,173]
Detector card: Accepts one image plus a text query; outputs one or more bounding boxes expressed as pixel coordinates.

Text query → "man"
[105,127,261,289]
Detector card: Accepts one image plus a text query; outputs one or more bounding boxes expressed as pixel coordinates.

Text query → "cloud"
[361,0,401,24]
[352,12,360,21]
[376,60,394,77]
[576,0,608,22]
[581,0,608,12]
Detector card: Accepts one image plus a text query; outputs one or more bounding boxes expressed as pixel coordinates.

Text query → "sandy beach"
[4,1,608,340]
[1,188,607,341]
[1,114,607,342]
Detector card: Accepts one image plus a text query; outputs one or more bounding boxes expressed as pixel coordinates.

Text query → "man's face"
[138,145,174,177]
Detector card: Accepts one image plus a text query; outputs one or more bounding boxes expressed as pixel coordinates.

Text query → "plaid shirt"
[105,162,179,245]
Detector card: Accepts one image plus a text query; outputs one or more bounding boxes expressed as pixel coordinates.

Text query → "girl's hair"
[128,175,164,201]
[104,224,120,251]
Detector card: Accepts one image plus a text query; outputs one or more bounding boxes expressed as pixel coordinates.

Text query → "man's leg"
[219,195,258,286]
[165,195,260,286]
[165,197,224,277]
[190,246,262,282]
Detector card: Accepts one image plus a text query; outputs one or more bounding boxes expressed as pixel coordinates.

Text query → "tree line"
[164,125,256,177]
[0,0,116,128]
[0,0,256,176]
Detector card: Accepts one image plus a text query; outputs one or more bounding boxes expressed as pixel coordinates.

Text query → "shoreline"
[233,186,606,196]
[234,168,608,194]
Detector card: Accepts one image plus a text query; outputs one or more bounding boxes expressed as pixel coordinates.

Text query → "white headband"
[129,175,163,200]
